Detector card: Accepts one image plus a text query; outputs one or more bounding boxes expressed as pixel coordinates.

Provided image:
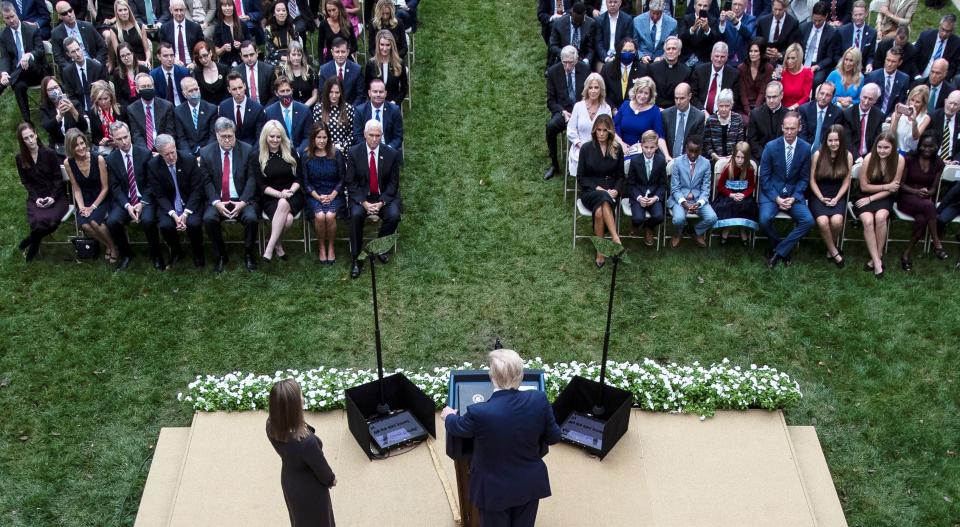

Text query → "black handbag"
[71,237,101,260]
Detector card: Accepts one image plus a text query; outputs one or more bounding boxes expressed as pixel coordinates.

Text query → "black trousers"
[11,67,44,123]
[480,499,539,527]
[349,198,401,259]
[545,112,566,170]
[106,202,161,259]
[158,211,204,260]
[203,203,259,259]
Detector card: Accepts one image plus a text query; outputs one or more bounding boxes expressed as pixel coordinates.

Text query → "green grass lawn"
[2,3,960,526]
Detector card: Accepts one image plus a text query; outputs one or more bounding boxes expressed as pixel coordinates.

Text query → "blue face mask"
[620,51,636,65]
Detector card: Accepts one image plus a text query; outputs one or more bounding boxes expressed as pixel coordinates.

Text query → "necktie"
[690,160,697,186]
[13,29,22,63]
[859,113,868,156]
[930,86,939,115]
[235,103,243,127]
[745,0,752,14]
[145,0,155,24]
[167,72,175,103]
[567,71,575,104]
[79,67,90,110]
[177,24,187,64]
[785,143,794,174]
[169,165,184,214]
[925,40,945,77]
[830,0,837,21]
[673,111,686,157]
[288,0,300,18]
[572,25,580,48]
[774,18,781,41]
[368,149,379,194]
[145,104,155,150]
[221,150,232,201]
[15,0,22,15]
[650,23,657,49]
[621,67,628,98]
[337,66,343,81]
[645,158,652,177]
[249,66,258,102]
[126,154,140,205]
[813,109,824,150]
[706,72,719,113]
[283,107,293,138]
[234,0,245,17]
[375,107,381,123]
[806,28,819,66]
[941,118,953,160]
[854,27,861,49]
[883,75,893,113]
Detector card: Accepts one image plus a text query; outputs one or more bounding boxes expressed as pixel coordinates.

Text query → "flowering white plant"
[177,358,802,417]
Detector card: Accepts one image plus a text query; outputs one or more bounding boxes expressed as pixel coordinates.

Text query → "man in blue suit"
[837,1,876,72]
[353,78,403,153]
[759,112,813,268]
[593,0,633,70]
[150,42,190,106]
[717,0,756,66]
[668,134,717,247]
[441,349,561,527]
[13,0,50,39]
[864,47,909,117]
[634,0,677,64]
[218,72,264,145]
[317,37,365,106]
[263,76,311,150]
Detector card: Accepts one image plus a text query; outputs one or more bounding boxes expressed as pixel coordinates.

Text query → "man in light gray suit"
[662,82,706,160]
[668,134,717,247]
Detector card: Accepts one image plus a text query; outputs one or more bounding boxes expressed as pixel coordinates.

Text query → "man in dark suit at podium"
[441,349,562,527]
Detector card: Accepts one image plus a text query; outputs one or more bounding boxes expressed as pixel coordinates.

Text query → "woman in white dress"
[891,85,930,155]
[566,73,612,177]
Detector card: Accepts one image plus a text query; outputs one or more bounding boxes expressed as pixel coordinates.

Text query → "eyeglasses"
[58,7,73,15]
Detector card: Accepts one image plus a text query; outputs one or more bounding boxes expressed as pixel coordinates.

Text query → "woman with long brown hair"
[365,29,408,105]
[212,0,250,67]
[16,123,69,262]
[303,122,345,264]
[319,0,358,62]
[712,141,758,245]
[578,114,624,267]
[266,379,336,527]
[63,128,118,263]
[311,77,356,150]
[809,124,853,267]
[853,131,904,278]
[265,1,302,66]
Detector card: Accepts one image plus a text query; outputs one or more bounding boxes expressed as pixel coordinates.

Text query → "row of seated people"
[575,111,958,276]
[16,117,400,278]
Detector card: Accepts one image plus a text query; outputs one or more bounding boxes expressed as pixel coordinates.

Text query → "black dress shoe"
[377,253,389,264]
[213,258,226,273]
[543,167,556,180]
[766,252,781,269]
[115,255,133,271]
[245,253,257,271]
[25,243,40,262]
[153,257,166,271]
[350,260,363,279]
[278,252,289,261]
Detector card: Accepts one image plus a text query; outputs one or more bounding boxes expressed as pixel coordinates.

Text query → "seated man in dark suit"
[50,1,107,71]
[200,117,260,272]
[538,0,572,45]
[798,81,842,150]
[838,1,876,73]
[345,119,402,279]
[548,2,596,66]
[758,112,813,267]
[593,0,633,70]
[689,41,739,115]
[911,59,953,114]
[601,37,645,110]
[12,0,50,39]
[352,78,403,153]
[441,348,561,527]
[263,75,310,150]
[218,72,264,145]
[864,46,909,117]
[105,121,165,271]
[0,4,47,124]
[150,42,190,106]
[915,14,960,81]
[174,76,217,156]
[232,40,275,105]
[799,2,842,87]
[663,82,706,159]
[317,37,365,106]
[756,0,801,63]
[680,0,719,66]
[625,130,667,245]
[544,45,589,180]
[127,73,176,152]
[148,134,205,268]
[159,0,204,67]
[61,37,107,114]
[841,82,883,161]
[647,36,691,108]
[748,80,786,161]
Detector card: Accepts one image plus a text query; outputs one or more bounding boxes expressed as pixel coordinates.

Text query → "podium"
[444,369,545,526]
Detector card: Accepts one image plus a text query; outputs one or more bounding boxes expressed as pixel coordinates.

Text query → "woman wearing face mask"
[38,76,84,154]
[600,37,642,112]
[897,131,949,270]
[567,73,612,177]
[258,120,304,262]
[16,123,70,262]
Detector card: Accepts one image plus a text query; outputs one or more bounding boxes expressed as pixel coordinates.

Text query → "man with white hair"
[841,81,883,160]
[159,0,203,67]
[690,41,739,115]
[544,44,589,180]
[147,134,206,269]
[930,90,960,164]
[346,119,402,279]
[441,349,561,527]
[648,36,691,108]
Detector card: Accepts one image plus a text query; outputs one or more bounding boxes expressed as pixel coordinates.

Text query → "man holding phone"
[717,0,755,66]
[680,0,719,66]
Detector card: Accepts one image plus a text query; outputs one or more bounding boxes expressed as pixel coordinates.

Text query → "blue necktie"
[283,107,292,139]
[930,86,939,115]
[572,24,580,48]
[785,143,794,176]
[13,29,22,63]
[567,71,575,104]
[375,107,381,122]
[813,109,824,151]
[169,165,184,214]
[191,105,198,129]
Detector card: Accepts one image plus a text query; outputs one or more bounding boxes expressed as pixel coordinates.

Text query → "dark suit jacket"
[127,98,176,147]
[718,14,756,65]
[147,151,205,216]
[648,59,691,108]
[798,101,843,146]
[546,61,590,115]
[444,389,561,513]
[662,105,706,156]
[174,100,218,154]
[910,78,953,112]
[107,145,153,210]
[158,19,204,62]
[345,142,401,206]
[593,10,634,65]
[679,14,720,63]
[263,100,312,150]
[548,15,597,65]
[51,22,107,70]
[864,68,909,116]
[689,63,740,112]
[0,23,47,78]
[914,30,960,80]
[756,13,801,54]
[799,22,842,73]
[14,0,51,38]
[747,104,786,160]
[929,108,960,162]
[129,0,162,25]
[352,101,403,151]
[601,59,645,110]
[318,59,366,106]
[231,61,277,105]
[200,140,259,204]
[626,151,667,201]
[838,22,877,69]
[841,104,883,157]
[537,0,573,29]
[217,97,265,144]
[874,39,918,79]
[759,137,811,203]
[61,59,107,110]
[150,65,191,103]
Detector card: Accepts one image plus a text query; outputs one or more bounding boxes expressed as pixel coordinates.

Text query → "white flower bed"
[178,358,802,417]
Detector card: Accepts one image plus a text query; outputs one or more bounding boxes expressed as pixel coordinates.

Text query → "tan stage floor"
[136,409,847,527]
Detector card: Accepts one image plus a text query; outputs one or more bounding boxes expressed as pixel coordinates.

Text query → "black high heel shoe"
[900,256,912,272]
[934,247,950,261]
[827,251,844,268]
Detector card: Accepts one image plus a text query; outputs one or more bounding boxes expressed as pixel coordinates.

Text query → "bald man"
[911,58,953,113]
[49,0,107,71]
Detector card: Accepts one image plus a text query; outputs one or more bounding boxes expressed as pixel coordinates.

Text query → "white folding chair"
[572,182,620,249]
[260,210,308,254]
[936,165,960,247]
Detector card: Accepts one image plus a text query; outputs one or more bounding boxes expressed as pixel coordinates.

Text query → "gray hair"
[488,349,524,390]
[560,45,579,62]
[214,117,236,134]
[169,0,186,10]
[766,80,784,94]
[717,89,734,105]
[648,0,665,11]
[712,41,729,55]
[155,134,176,150]
[664,35,682,50]
[63,36,79,50]
[135,72,153,87]
[1,2,17,14]
[364,118,383,134]
[109,121,130,135]
[180,76,198,91]
[861,82,881,98]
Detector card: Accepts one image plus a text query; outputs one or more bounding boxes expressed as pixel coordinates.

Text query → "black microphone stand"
[592,251,620,417]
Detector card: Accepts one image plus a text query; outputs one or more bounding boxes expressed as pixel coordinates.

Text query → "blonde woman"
[63,128,118,262]
[364,29,408,105]
[368,0,407,60]
[103,0,152,69]
[779,43,813,109]
[258,120,304,262]
[567,73,612,176]
[826,47,864,109]
[282,41,318,106]
[613,76,670,160]
[891,85,930,154]
[87,80,123,155]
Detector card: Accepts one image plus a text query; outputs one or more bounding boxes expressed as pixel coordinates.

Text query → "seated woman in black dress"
[853,131,904,278]
[267,379,336,527]
[265,1,302,66]
[808,124,853,268]
[16,123,70,262]
[319,0,358,62]
[111,43,150,107]
[712,141,759,245]
[259,120,305,262]
[365,29,408,105]
[103,0,151,70]
[38,76,84,154]
[193,41,230,104]
[897,131,948,271]
[281,41,318,106]
[312,77,356,150]
[303,122,345,264]
[578,114,624,267]
[63,128,118,263]
[212,0,250,67]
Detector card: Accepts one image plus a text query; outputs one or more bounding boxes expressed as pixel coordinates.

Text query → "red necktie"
[145,104,154,151]
[234,0,245,17]
[126,154,140,205]
[859,114,868,156]
[706,72,719,113]
[177,24,187,64]
[235,103,242,128]
[368,150,379,195]
[337,66,343,81]
[221,150,232,201]
[249,65,258,102]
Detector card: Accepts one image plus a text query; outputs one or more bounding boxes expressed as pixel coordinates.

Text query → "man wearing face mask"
[127,72,176,152]
[601,36,645,110]
[648,36,692,108]
[174,76,217,156]
[263,76,310,150]
[593,0,633,72]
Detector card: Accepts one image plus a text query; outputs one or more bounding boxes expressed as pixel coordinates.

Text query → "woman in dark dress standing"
[364,30,408,105]
[897,131,949,270]
[16,123,70,262]
[63,128,118,263]
[303,123,345,264]
[212,0,250,67]
[267,379,336,527]
[258,120,305,262]
[577,114,624,267]
[809,124,852,268]
[312,78,356,150]
[111,43,150,107]
[712,141,759,245]
[853,131,904,278]
[193,41,230,104]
